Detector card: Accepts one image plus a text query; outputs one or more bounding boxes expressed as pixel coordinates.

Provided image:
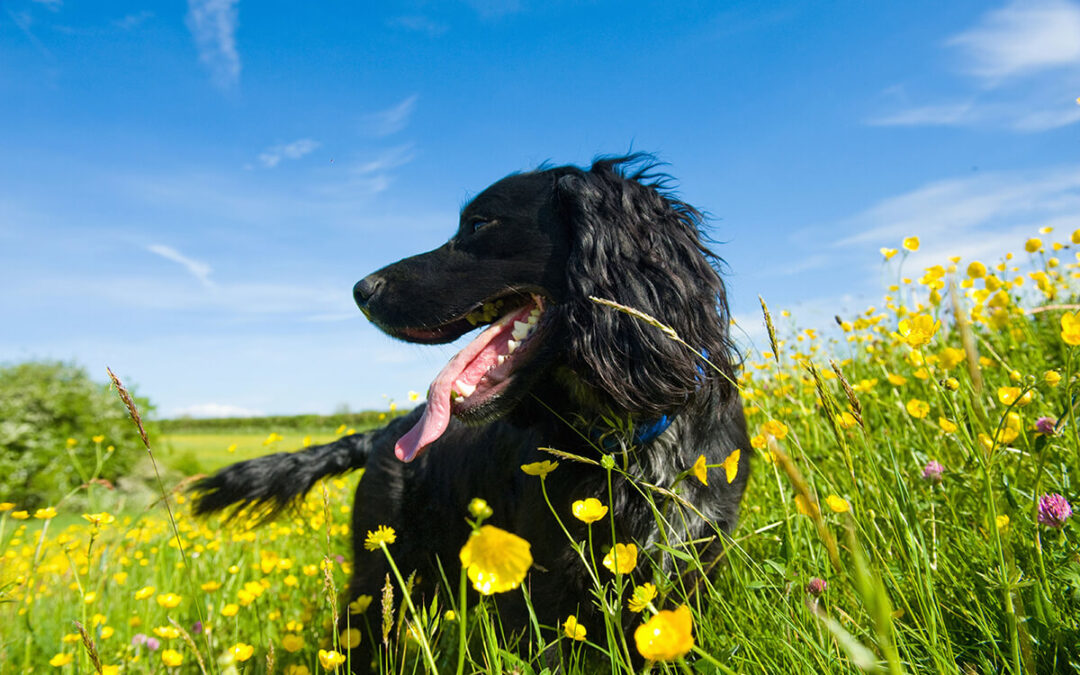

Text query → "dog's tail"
[192,408,421,520]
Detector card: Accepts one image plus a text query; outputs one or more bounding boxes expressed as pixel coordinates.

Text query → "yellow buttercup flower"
[563,615,586,641]
[939,347,965,370]
[966,261,987,278]
[1025,237,1042,253]
[520,460,559,478]
[82,512,115,529]
[221,603,239,617]
[92,434,105,444]
[156,593,182,609]
[49,653,73,667]
[761,419,788,440]
[602,543,638,575]
[318,649,347,669]
[571,498,608,524]
[153,625,180,639]
[134,586,155,600]
[897,314,939,348]
[200,581,221,592]
[349,595,373,614]
[230,643,254,662]
[825,495,850,513]
[690,454,708,486]
[1061,311,1080,346]
[459,525,532,595]
[285,666,311,675]
[939,417,958,433]
[1044,370,1062,387]
[722,449,741,483]
[11,510,28,519]
[906,399,930,419]
[835,412,857,430]
[996,514,1010,532]
[880,247,898,260]
[902,236,920,252]
[161,649,184,667]
[34,506,57,520]
[634,605,695,661]
[793,495,814,516]
[341,627,361,649]
[282,633,305,652]
[628,582,658,612]
[364,525,397,551]
[997,387,1032,407]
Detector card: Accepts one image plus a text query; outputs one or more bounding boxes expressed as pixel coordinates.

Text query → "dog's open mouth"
[394,294,546,462]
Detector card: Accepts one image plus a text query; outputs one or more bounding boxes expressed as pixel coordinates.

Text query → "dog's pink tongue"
[394,311,519,462]
[394,363,459,462]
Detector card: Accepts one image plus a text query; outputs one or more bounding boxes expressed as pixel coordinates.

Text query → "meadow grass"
[157,431,346,474]
[1,231,1078,674]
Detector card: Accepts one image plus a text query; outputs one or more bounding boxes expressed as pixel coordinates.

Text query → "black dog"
[194,155,750,670]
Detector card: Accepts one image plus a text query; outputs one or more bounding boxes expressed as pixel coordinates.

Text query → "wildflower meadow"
[2,229,1079,674]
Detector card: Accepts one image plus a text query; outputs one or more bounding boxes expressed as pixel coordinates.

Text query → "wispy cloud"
[257,138,321,168]
[114,11,154,30]
[31,0,62,12]
[834,165,1080,248]
[147,244,215,288]
[868,0,1080,132]
[948,0,1080,84]
[5,7,54,59]
[186,0,241,90]
[172,402,265,418]
[388,15,449,36]
[361,95,418,137]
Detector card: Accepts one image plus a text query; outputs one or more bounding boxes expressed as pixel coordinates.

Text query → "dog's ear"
[555,159,737,417]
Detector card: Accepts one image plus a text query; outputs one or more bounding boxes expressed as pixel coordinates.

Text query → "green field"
[157,430,346,474]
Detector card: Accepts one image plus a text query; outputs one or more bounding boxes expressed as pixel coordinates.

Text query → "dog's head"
[354,155,737,461]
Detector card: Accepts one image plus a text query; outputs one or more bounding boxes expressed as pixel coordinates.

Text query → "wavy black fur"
[193,155,750,672]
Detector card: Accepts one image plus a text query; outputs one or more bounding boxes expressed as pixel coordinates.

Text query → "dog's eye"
[469,219,494,233]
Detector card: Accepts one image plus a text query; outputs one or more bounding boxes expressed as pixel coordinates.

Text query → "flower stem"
[379,542,439,672]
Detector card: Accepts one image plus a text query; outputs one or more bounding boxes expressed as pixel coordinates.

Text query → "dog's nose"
[353,274,384,309]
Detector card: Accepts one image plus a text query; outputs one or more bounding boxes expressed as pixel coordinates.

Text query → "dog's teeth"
[529,308,541,318]
[527,315,538,325]
[496,355,506,365]
[512,321,530,340]
[456,382,476,397]
[507,339,520,353]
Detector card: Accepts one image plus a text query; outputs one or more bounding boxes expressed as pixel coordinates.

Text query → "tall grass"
[0,231,1077,673]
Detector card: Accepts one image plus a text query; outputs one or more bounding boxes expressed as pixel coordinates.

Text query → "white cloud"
[257,138,321,168]
[362,95,418,137]
[868,101,977,127]
[867,0,1080,132]
[186,0,241,90]
[388,15,449,36]
[948,0,1080,84]
[172,402,265,418]
[114,11,154,30]
[147,244,215,288]
[834,165,1080,248]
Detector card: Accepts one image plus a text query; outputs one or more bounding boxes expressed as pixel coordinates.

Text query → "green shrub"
[0,361,153,509]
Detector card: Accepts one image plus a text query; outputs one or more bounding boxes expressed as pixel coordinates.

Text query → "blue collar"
[632,414,672,444]
[591,413,673,451]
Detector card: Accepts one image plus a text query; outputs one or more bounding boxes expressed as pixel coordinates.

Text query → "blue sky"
[2,0,1079,418]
